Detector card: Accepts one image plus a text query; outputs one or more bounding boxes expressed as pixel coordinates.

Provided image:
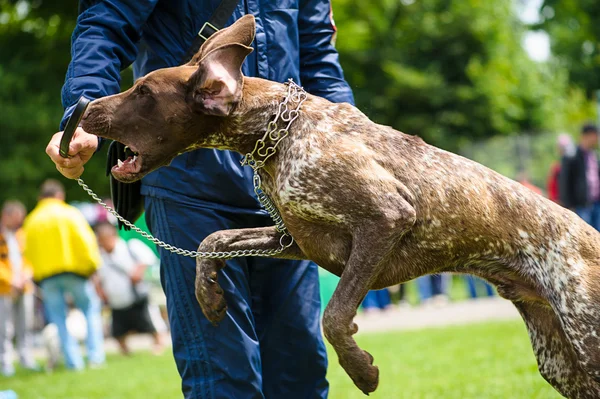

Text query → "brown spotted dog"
[81,15,600,399]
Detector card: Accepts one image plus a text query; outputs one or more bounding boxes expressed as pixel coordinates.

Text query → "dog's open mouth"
[112,145,143,181]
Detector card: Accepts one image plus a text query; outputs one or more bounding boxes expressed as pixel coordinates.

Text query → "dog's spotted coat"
[81,15,600,398]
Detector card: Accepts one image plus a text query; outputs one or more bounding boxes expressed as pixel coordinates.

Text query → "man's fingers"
[45,133,62,158]
[46,132,74,165]
[55,163,84,179]
[46,142,71,167]
[46,128,97,179]
[50,151,83,168]
[69,135,95,154]
[69,140,83,154]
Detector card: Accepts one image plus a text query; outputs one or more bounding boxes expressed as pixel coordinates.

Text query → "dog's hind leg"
[549,282,600,388]
[514,301,600,399]
[321,206,416,395]
[194,226,308,324]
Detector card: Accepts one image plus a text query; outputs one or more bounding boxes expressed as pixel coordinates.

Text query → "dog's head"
[81,15,256,182]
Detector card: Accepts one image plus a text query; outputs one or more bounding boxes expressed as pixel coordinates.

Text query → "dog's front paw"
[344,350,379,395]
[195,259,228,325]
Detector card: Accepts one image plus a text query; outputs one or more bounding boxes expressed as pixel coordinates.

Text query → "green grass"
[328,321,561,399]
[0,352,181,399]
[0,321,561,399]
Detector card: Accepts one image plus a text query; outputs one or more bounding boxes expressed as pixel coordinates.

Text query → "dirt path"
[354,297,520,334]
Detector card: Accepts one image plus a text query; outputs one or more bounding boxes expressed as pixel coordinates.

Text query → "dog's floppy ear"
[186,14,255,66]
[186,43,253,116]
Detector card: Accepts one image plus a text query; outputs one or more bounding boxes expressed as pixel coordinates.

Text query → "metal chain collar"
[242,79,307,235]
[241,79,308,171]
[77,79,306,259]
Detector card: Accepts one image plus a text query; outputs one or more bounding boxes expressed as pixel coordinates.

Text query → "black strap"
[104,242,146,302]
[104,243,137,279]
[181,0,241,64]
[60,97,90,158]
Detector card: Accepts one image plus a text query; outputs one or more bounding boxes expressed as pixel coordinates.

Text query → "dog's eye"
[138,85,152,96]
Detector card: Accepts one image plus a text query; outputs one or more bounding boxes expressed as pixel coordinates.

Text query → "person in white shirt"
[93,222,164,355]
[0,201,39,376]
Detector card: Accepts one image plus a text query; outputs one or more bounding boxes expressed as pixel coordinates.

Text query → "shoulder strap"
[125,240,139,264]
[104,257,130,278]
[104,241,136,277]
[181,0,241,63]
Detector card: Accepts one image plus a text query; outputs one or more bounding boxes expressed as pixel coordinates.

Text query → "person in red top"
[517,171,544,196]
[547,134,575,204]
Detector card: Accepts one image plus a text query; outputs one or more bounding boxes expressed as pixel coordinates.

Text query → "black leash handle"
[59,97,90,158]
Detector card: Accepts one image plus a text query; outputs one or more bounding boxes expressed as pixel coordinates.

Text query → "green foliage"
[334,0,581,152]
[0,0,595,209]
[536,0,600,97]
[0,0,126,210]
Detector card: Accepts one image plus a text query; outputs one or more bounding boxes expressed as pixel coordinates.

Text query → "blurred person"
[387,283,409,308]
[94,222,164,356]
[42,308,88,372]
[465,275,494,299]
[559,124,600,230]
[547,134,575,204]
[0,201,38,376]
[23,179,104,370]
[516,171,543,196]
[361,289,392,314]
[396,283,410,308]
[416,274,450,306]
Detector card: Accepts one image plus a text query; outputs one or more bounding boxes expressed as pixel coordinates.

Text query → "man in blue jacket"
[46,1,354,398]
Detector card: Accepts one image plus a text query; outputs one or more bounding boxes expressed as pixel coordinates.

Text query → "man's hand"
[46,127,98,179]
[97,288,108,304]
[131,264,147,284]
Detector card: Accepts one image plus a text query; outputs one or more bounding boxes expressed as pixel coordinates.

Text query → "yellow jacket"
[0,229,34,295]
[23,198,101,282]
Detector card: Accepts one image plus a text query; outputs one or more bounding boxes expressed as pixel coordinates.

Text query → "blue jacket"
[61,0,354,211]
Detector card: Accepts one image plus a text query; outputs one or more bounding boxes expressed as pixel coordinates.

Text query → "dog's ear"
[186,43,253,116]
[186,14,255,66]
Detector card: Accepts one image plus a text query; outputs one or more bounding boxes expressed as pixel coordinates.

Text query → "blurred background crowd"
[1,179,167,376]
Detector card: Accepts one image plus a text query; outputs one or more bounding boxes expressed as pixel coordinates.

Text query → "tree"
[333,0,580,152]
[535,0,600,98]
[0,0,592,210]
[0,0,130,209]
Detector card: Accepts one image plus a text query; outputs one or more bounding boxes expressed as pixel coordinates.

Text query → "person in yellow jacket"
[0,200,39,376]
[23,179,105,370]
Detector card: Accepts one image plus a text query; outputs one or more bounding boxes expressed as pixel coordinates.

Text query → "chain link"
[76,79,305,259]
[242,79,306,237]
[241,79,307,172]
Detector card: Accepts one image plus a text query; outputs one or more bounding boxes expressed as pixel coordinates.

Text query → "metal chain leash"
[76,79,306,259]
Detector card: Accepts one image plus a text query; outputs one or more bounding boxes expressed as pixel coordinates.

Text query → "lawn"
[0,321,561,399]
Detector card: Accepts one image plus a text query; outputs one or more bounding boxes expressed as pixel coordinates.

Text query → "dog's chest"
[263,149,351,224]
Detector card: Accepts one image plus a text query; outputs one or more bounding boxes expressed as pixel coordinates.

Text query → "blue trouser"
[362,289,391,310]
[145,195,328,399]
[416,274,448,301]
[465,276,495,298]
[575,201,600,231]
[39,274,105,369]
